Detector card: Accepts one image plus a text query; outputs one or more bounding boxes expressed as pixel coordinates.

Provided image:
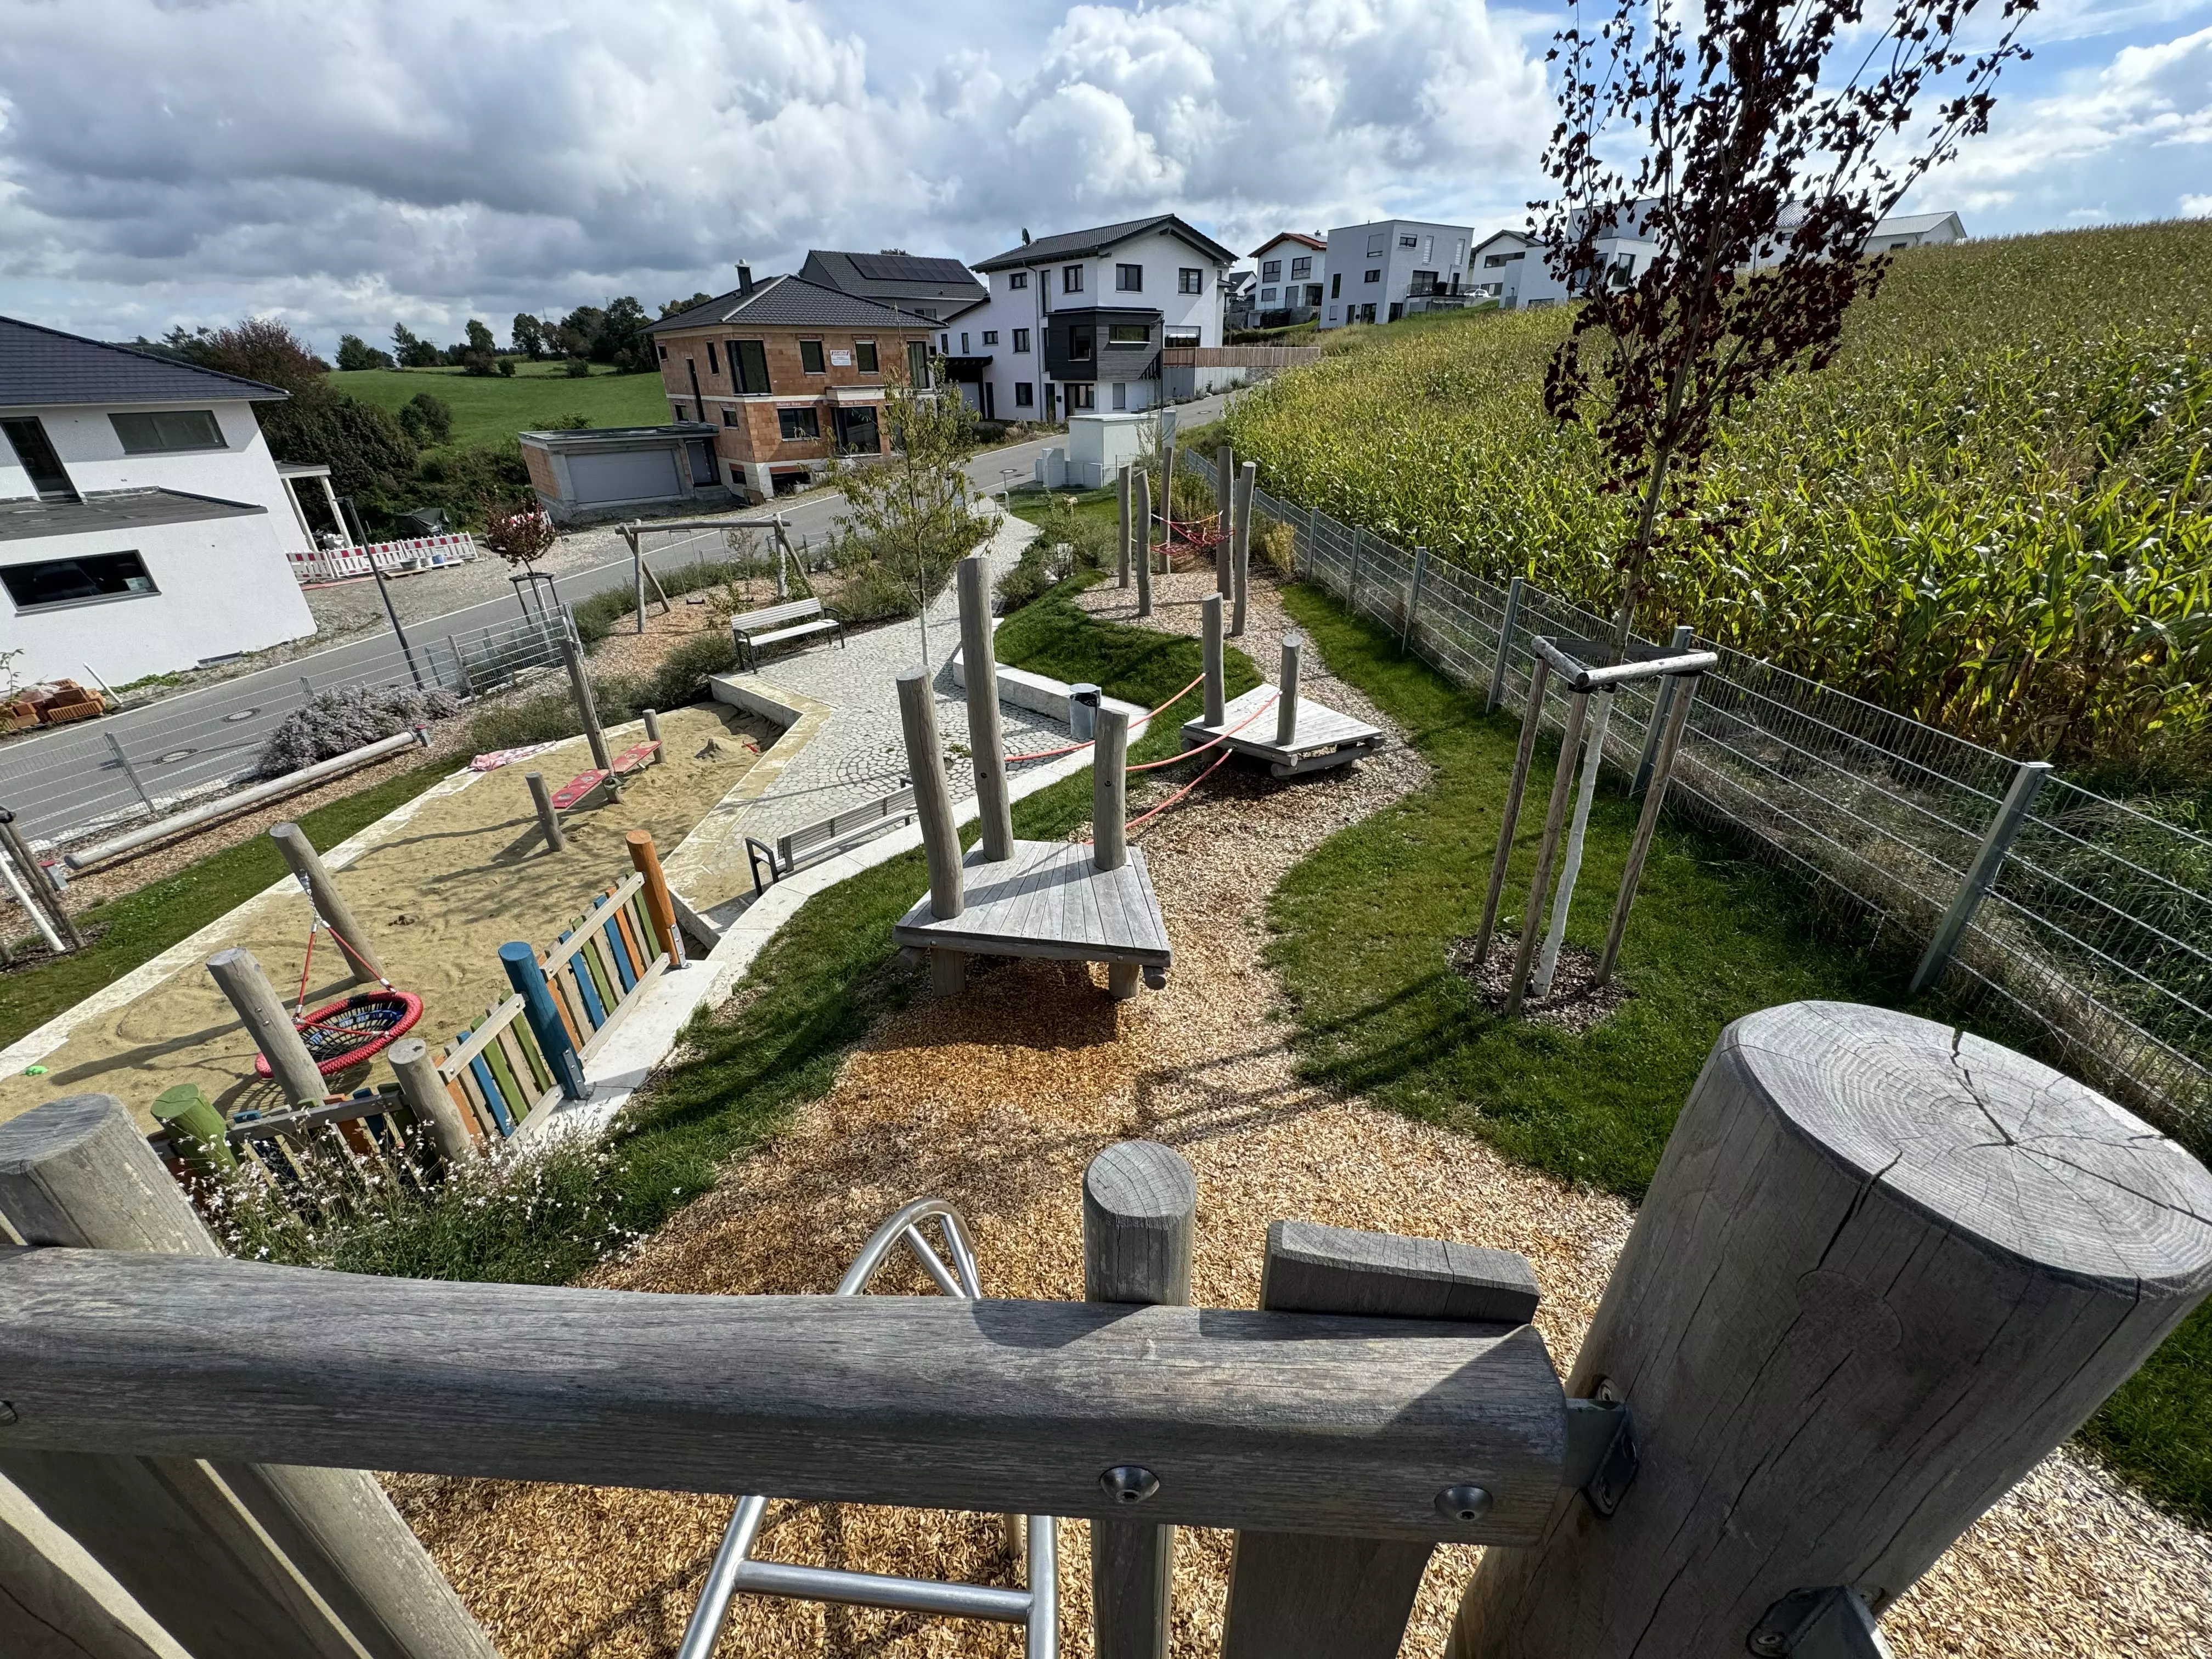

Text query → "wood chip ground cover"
[387,567,2212,1658]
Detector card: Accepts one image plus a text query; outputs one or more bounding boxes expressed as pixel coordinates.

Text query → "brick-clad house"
[644,269,941,503]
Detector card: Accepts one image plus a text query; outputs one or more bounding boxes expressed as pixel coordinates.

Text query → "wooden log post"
[1134,474,1154,618]
[1454,1004,2212,1659]
[387,1037,476,1168]
[0,1095,499,1659]
[556,625,619,800]
[1596,674,1698,985]
[1215,444,1236,599]
[1093,706,1129,876]
[957,554,1014,862]
[1201,595,1227,729]
[1274,633,1302,746]
[1472,656,1553,968]
[1083,1142,1197,1659]
[0,1469,187,1659]
[500,942,586,1101]
[898,665,965,994]
[205,947,324,1105]
[1231,461,1255,638]
[269,822,383,983]
[525,771,565,853]
[642,706,664,757]
[1504,689,1590,1017]
[1224,1222,1543,1659]
[1117,465,1132,589]
[627,829,686,967]
[1531,688,1613,1000]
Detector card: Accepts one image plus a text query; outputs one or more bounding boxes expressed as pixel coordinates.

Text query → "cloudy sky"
[0,0,2205,355]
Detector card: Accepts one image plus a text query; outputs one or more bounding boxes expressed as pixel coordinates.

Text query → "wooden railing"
[1161,345,1323,369]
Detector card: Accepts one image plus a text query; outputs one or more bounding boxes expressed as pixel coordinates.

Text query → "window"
[1068,325,1094,361]
[1260,287,1278,303]
[731,340,770,393]
[1359,303,1377,323]
[1453,239,1466,269]
[1483,250,1524,268]
[1008,271,1028,290]
[1366,232,1385,256]
[1261,259,1282,283]
[1421,235,1434,262]
[1066,382,1094,410]
[1410,270,1440,296]
[2,417,74,500]
[961,332,970,354]
[1399,234,1418,249]
[1115,263,1143,291]
[657,344,668,360]
[109,410,225,454]
[777,407,821,441]
[1178,268,1203,294]
[916,308,938,320]
[1111,381,1127,411]
[1013,327,1031,353]
[855,340,879,373]
[1364,268,1381,284]
[723,409,740,427]
[981,330,998,345]
[3,549,156,611]
[1062,264,1084,294]
[1165,328,1200,348]
[907,340,930,386]
[707,342,720,375]
[1107,323,1149,346]
[1327,305,1339,321]
[799,339,826,374]
[1013,381,1034,407]
[1290,256,1312,280]
[1306,284,1324,306]
[1330,273,1341,298]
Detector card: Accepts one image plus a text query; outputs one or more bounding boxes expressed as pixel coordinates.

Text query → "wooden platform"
[893,840,1172,975]
[1182,685,1385,778]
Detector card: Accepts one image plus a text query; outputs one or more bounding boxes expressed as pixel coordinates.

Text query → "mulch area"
[382,562,2212,1659]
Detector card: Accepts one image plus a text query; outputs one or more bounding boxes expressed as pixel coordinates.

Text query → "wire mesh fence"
[1177,448,2212,1140]
[0,612,566,848]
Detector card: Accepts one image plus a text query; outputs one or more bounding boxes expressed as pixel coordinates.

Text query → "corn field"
[1223,221,2212,775]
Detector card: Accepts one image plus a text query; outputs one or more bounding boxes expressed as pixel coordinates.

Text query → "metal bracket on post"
[1909,759,2052,995]
[1632,624,1696,795]
[1749,1588,1894,1658]
[1561,1396,1639,1515]
[1486,577,1525,713]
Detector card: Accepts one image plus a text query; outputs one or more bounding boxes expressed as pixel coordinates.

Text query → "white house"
[1249,232,1327,323]
[1865,211,1966,252]
[0,315,318,685]
[962,215,1236,421]
[1320,219,1474,328]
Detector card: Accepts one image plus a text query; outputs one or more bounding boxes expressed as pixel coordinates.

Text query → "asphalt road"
[0,395,1236,844]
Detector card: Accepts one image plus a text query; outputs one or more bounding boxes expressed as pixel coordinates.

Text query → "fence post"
[206,946,325,1104]
[1486,577,1525,714]
[1631,625,1696,795]
[1909,759,2053,995]
[627,830,686,967]
[501,941,588,1100]
[1222,1221,1541,1659]
[1117,466,1132,589]
[0,808,81,950]
[388,1037,477,1167]
[443,634,471,697]
[1083,1142,1195,1659]
[0,1094,500,1659]
[104,731,157,816]
[270,822,385,983]
[1453,1003,2212,1659]
[1347,527,1364,610]
[1403,545,1430,651]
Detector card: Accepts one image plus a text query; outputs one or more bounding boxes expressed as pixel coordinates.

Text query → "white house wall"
[0,399,303,529]
[1322,219,1474,327]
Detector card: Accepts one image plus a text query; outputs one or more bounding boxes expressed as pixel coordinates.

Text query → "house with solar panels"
[0,315,317,684]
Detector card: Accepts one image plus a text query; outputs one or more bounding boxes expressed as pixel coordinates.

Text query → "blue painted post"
[500,941,590,1100]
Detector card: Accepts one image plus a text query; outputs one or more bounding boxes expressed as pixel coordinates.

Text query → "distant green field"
[332,360,674,450]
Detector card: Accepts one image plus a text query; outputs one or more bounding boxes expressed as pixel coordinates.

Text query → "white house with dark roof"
[1248,232,1327,323]
[0,315,317,685]
[964,215,1236,420]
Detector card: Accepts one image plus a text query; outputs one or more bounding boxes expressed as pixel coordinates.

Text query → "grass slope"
[1264,582,2210,1527]
[332,361,674,452]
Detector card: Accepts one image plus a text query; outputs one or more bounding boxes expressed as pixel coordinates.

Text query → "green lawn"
[1263,583,2210,1527]
[333,360,674,450]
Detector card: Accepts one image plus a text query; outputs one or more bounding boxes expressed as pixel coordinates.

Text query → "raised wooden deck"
[1182,685,1385,778]
[892,840,1172,970]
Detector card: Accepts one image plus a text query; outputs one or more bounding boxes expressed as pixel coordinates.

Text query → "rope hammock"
[251,885,424,1079]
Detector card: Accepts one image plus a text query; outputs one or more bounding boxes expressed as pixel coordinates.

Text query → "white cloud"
[0,0,1550,351]
[2184,192,2212,213]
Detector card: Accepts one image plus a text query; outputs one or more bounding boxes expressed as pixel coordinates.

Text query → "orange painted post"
[627,830,686,966]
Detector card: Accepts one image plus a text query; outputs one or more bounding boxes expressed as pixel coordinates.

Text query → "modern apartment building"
[1249,233,1326,324]
[964,215,1235,420]
[1319,219,1473,328]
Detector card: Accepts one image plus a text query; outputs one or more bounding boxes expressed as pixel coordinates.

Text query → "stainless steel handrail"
[675,1198,1057,1659]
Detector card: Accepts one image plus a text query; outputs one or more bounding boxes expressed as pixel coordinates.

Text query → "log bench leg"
[928,950,967,997]
[1108,962,1143,1000]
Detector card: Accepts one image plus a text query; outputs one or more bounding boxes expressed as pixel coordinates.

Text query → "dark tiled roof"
[646,275,944,335]
[972,215,1236,272]
[845,252,976,285]
[0,487,266,544]
[0,315,290,409]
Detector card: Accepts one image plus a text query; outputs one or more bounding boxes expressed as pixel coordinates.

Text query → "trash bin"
[1070,684,1101,742]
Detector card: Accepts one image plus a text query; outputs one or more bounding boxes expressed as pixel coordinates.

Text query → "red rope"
[1126,742,1239,834]
[1127,693,1279,773]
[1001,670,1210,764]
[292,911,396,1015]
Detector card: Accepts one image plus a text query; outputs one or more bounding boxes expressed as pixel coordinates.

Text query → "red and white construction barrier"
[287,532,481,584]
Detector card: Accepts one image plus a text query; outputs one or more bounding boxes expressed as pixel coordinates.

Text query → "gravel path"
[382,563,2212,1659]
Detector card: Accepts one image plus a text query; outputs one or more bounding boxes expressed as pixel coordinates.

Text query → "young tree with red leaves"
[1537,0,2038,658]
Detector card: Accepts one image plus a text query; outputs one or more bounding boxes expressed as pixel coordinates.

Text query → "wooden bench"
[731,598,842,671]
[746,784,917,895]
[548,740,662,812]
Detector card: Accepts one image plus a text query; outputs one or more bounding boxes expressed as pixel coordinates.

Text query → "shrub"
[546,412,591,430]
[258,389,416,505]
[396,392,454,445]
[253,685,460,778]
[1257,520,1297,577]
[564,357,591,379]
[399,443,532,526]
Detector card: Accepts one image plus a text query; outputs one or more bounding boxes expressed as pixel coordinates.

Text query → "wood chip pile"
[385,567,2212,1658]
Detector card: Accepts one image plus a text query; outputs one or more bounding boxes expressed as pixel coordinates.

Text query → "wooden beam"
[0,1472,185,1659]
[0,1251,1567,1543]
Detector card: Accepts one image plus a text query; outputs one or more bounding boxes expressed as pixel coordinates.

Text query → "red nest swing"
[251,909,425,1080]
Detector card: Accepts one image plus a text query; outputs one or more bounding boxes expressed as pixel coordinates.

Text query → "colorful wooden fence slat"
[601,910,638,994]
[465,1039,516,1136]
[563,931,611,1028]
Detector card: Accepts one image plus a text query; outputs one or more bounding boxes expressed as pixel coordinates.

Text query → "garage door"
[567,448,679,504]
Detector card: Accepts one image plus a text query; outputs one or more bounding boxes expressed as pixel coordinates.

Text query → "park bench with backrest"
[731,597,843,672]
[746,783,917,895]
